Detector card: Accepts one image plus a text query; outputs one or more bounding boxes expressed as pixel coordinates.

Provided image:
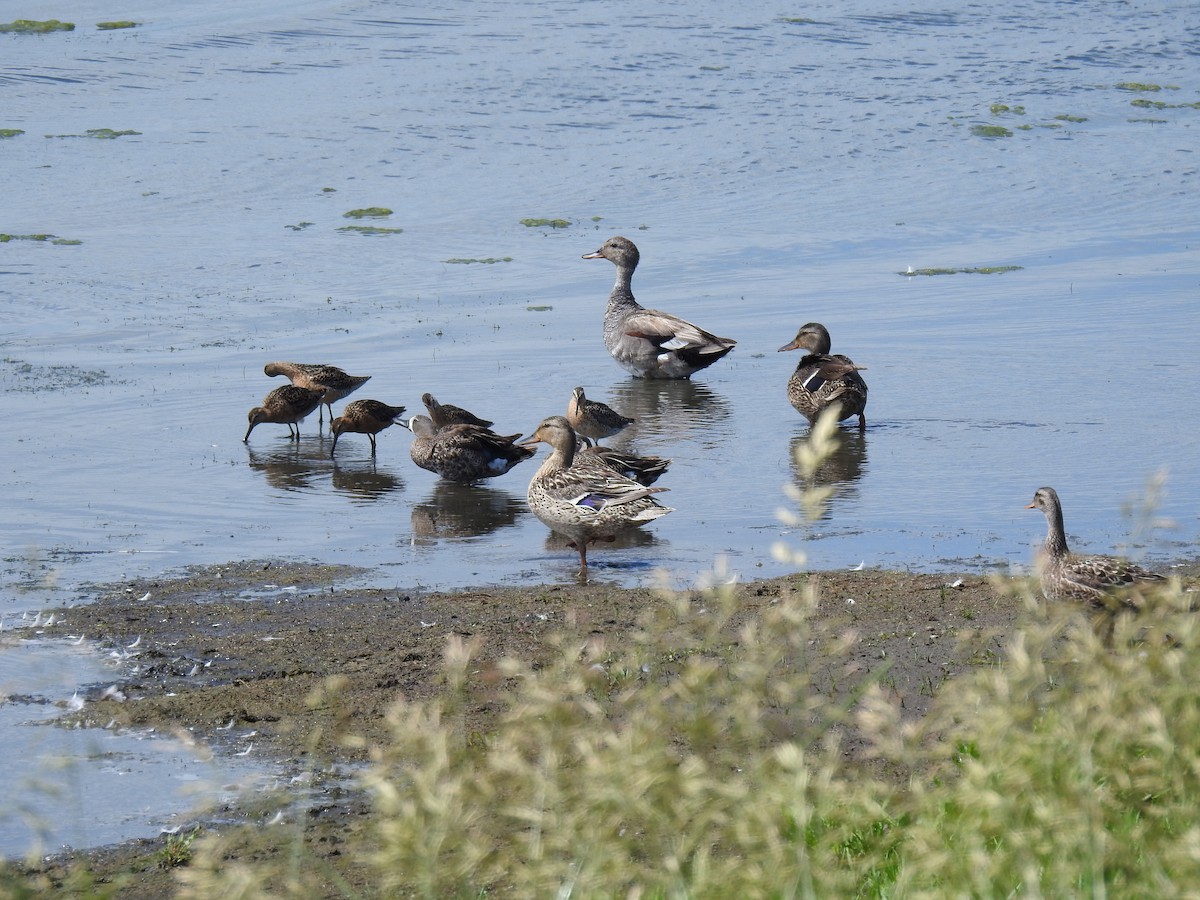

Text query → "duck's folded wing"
[624,309,734,353]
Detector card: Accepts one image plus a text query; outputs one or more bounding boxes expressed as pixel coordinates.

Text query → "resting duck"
[566,386,633,446]
[1026,486,1167,608]
[582,236,736,379]
[330,399,407,457]
[522,415,672,575]
[244,385,326,442]
[264,362,371,429]
[421,392,494,429]
[778,322,868,429]
[406,415,534,483]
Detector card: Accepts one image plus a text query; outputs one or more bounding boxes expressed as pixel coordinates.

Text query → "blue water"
[2,0,1198,853]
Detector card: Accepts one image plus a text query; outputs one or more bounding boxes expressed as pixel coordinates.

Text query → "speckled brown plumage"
[330,399,407,457]
[421,392,493,429]
[1026,486,1167,609]
[264,362,371,428]
[244,385,326,442]
[778,322,868,429]
[406,415,534,483]
[566,386,633,446]
[522,415,672,575]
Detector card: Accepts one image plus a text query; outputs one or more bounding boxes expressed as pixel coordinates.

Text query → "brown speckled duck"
[330,399,407,457]
[264,362,371,429]
[583,236,736,379]
[778,322,868,429]
[421,392,494,429]
[1026,486,1167,608]
[583,445,671,486]
[566,386,634,446]
[244,385,326,442]
[522,415,672,575]
[406,415,534,483]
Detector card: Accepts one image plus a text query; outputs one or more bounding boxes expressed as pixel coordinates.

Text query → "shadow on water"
[789,425,869,521]
[409,481,527,542]
[245,443,332,492]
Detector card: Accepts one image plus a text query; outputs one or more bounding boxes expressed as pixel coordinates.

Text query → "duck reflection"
[603,378,733,451]
[410,481,526,541]
[245,441,331,493]
[542,525,664,558]
[788,426,868,519]
[331,460,405,502]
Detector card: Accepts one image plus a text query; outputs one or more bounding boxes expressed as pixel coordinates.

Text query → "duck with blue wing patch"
[522,415,672,576]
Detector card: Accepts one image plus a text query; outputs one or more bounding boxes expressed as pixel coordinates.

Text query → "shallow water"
[2,0,1199,853]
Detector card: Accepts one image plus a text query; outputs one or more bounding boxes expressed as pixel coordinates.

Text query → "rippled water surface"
[2,0,1199,852]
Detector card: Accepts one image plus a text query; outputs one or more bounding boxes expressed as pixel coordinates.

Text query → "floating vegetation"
[1053,114,1087,123]
[1116,82,1167,92]
[96,20,138,30]
[0,129,24,139]
[1130,97,1200,110]
[0,19,74,33]
[520,217,570,229]
[970,124,1012,138]
[989,103,1025,115]
[284,222,314,231]
[444,257,513,265]
[902,265,1023,277]
[526,304,553,312]
[321,187,337,193]
[2,357,113,392]
[1129,117,1168,124]
[343,207,393,218]
[0,232,80,245]
[337,225,403,235]
[780,17,819,24]
[699,65,728,72]
[46,128,141,139]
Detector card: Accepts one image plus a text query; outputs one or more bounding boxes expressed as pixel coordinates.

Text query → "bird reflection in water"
[331,461,405,503]
[603,378,733,452]
[541,525,663,567]
[410,481,527,542]
[245,443,330,493]
[788,426,868,521]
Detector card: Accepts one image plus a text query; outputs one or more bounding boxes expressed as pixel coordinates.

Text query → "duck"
[1026,486,1167,608]
[583,445,671,487]
[778,322,868,429]
[582,236,736,379]
[566,386,633,446]
[521,415,673,575]
[406,415,534,483]
[264,362,371,429]
[421,392,494,429]
[244,385,326,442]
[330,399,407,457]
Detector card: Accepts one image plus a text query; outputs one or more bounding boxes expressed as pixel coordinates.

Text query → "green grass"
[169,414,1200,897]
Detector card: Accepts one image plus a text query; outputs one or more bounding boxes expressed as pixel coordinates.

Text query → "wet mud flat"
[6,560,1049,894]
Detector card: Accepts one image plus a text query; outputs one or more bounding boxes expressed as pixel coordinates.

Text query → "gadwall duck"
[522,415,673,575]
[330,399,407,457]
[582,236,736,379]
[264,362,371,428]
[566,386,633,446]
[1026,486,1166,608]
[406,415,534,483]
[778,322,868,429]
[584,445,671,487]
[244,385,326,442]
[421,392,494,429]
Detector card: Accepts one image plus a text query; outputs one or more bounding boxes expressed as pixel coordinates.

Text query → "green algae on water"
[46,128,141,139]
[970,124,1012,138]
[444,257,513,265]
[520,218,570,229]
[0,19,74,33]
[989,103,1025,115]
[1053,114,1088,123]
[901,265,1022,277]
[0,129,24,139]
[0,233,81,245]
[343,207,393,218]
[1116,82,1166,92]
[337,225,403,235]
[96,20,138,30]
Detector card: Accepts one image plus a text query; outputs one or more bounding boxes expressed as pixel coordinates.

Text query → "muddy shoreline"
[8,558,1179,895]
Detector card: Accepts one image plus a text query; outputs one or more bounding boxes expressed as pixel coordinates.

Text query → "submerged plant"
[343,207,393,218]
[520,217,570,229]
[0,19,74,33]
